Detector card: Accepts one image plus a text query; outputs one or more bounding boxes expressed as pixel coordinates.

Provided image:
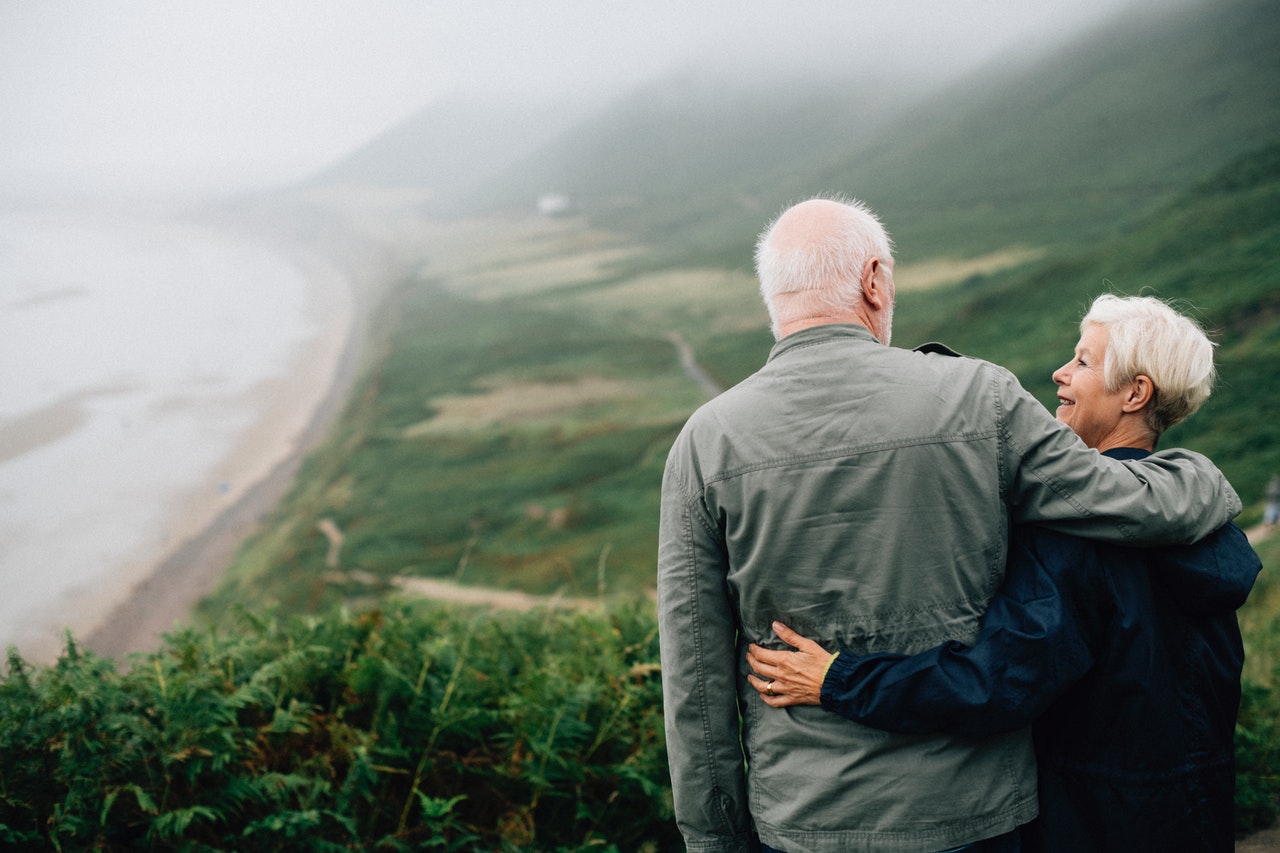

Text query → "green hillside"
[893,142,1280,509]
[70,136,1280,850]
[461,0,1279,265]
[819,0,1280,256]
[459,70,922,240]
[307,0,1279,272]
[197,0,1280,687]
[196,138,1280,628]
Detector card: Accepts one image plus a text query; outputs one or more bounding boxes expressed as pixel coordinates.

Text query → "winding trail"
[321,333,722,614]
[1244,523,1274,546]
[388,575,605,612]
[667,332,724,399]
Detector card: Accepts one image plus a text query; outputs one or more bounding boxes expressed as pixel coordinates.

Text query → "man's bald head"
[755,196,895,341]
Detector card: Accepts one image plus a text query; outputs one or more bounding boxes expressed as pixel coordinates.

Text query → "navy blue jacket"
[821,448,1261,852]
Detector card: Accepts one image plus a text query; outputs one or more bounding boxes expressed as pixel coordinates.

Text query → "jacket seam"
[702,430,997,487]
[680,503,731,833]
[747,601,992,632]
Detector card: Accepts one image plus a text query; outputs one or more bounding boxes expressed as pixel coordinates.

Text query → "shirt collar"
[1102,447,1152,461]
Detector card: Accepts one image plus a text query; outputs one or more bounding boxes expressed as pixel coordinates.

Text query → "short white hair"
[1083,293,1217,436]
[754,196,894,339]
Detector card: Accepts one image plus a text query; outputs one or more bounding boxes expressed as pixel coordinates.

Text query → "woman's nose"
[1052,363,1069,385]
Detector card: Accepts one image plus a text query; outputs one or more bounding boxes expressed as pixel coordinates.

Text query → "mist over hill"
[309,92,595,201]
[822,0,1280,256]
[307,0,1278,267]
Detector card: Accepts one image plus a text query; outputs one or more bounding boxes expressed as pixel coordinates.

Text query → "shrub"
[0,604,677,851]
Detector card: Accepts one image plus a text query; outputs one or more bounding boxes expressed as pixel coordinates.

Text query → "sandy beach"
[80,244,364,661]
[0,204,377,665]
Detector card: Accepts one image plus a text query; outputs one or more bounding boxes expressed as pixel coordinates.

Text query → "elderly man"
[657,197,1241,853]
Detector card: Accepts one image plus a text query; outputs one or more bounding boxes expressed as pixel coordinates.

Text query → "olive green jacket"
[658,324,1240,853]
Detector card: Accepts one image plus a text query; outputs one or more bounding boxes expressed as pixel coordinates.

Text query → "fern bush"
[5,595,1276,848]
[0,603,676,851]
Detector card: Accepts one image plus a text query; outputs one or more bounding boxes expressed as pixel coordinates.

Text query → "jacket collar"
[767,323,879,364]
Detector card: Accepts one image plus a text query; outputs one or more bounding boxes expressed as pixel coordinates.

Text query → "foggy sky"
[0,0,1181,199]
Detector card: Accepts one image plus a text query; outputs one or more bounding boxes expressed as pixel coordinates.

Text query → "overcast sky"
[0,0,1176,199]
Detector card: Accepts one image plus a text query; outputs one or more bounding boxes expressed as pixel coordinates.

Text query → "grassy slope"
[205,0,1280,611]
[193,139,1280,844]
[888,142,1280,512]
[205,141,1279,623]
[202,219,725,614]
[819,0,1280,256]
[463,0,1279,268]
[450,71,928,280]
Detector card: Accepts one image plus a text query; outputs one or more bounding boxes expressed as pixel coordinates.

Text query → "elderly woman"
[747,294,1260,853]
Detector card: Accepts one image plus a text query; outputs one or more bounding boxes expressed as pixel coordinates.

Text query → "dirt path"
[387,574,607,612]
[1237,823,1280,851]
[667,332,724,399]
[1245,523,1275,546]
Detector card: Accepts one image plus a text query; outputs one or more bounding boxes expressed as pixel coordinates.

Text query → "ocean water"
[0,207,328,660]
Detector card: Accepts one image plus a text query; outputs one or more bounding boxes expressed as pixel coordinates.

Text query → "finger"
[759,687,805,708]
[772,621,804,649]
[748,646,789,667]
[748,659,783,684]
[773,621,822,653]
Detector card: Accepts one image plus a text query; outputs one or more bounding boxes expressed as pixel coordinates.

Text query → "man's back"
[661,324,1037,852]
[701,328,1017,654]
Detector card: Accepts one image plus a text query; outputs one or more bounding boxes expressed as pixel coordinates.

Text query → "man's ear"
[861,257,889,310]
[1121,375,1155,412]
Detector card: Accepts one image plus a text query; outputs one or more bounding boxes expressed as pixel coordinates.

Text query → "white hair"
[755,196,894,339]
[1082,293,1217,436]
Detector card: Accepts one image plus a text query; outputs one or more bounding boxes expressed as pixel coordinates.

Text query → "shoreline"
[80,237,371,662]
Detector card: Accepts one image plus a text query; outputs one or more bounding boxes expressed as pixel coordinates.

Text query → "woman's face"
[1052,323,1129,449]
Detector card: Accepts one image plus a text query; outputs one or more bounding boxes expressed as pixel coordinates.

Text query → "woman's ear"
[1121,375,1155,412]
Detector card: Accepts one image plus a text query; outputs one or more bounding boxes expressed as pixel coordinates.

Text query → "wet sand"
[78,245,368,661]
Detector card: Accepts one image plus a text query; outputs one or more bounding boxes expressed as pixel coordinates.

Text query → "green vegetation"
[202,272,705,616]
[4,0,1278,845]
[205,141,1280,844]
[465,0,1280,263]
[1237,533,1280,835]
[0,604,673,851]
[891,141,1280,510]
